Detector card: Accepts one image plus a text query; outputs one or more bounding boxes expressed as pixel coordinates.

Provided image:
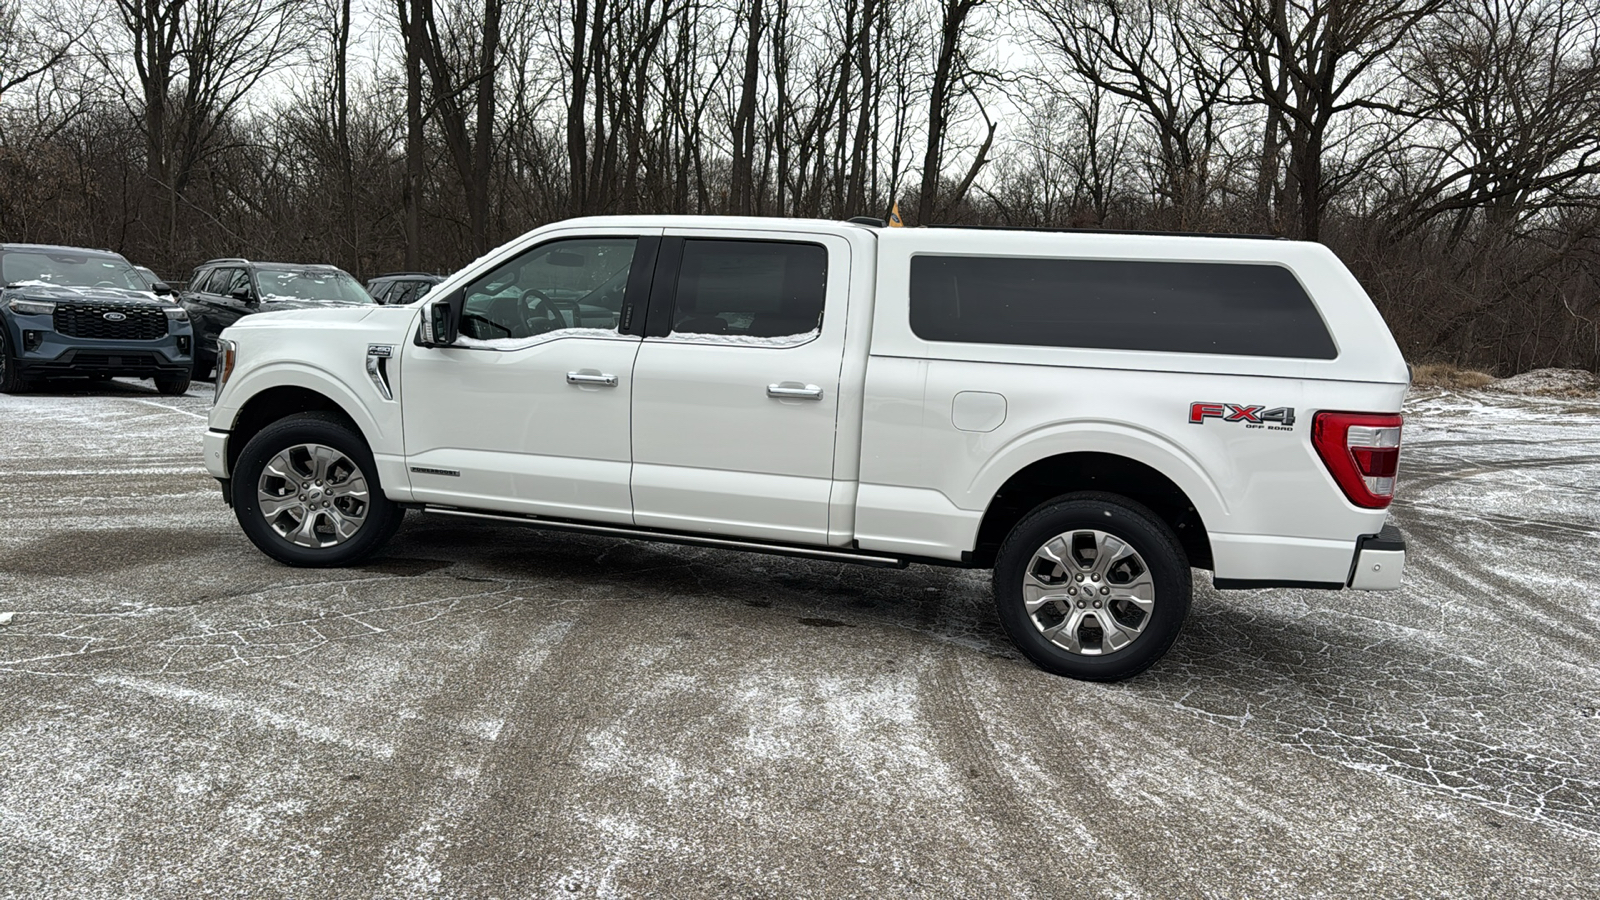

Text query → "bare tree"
[1210,0,1447,240]
[918,0,995,224]
[1028,0,1238,228]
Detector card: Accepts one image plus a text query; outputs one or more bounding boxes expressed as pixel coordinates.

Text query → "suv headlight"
[6,298,55,316]
[213,339,238,404]
[163,306,189,322]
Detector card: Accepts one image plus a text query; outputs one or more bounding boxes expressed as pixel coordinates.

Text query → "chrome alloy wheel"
[256,443,371,548]
[1022,529,1156,656]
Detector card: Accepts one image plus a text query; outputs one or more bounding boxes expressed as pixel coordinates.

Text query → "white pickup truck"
[203,216,1408,680]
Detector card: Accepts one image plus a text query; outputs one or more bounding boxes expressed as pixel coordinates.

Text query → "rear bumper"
[1348,523,1405,590]
[1210,523,1405,591]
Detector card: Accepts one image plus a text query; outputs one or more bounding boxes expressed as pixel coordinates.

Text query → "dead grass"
[1409,363,1496,390]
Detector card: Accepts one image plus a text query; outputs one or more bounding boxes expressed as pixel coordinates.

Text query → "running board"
[421,506,910,569]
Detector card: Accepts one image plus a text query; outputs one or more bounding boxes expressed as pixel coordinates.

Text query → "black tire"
[231,412,402,567]
[0,328,34,394]
[155,374,191,395]
[192,355,213,381]
[993,492,1191,682]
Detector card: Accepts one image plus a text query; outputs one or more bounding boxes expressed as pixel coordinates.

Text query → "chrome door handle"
[767,382,823,400]
[567,371,618,387]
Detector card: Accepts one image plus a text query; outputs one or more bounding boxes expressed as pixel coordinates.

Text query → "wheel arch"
[224,383,368,475]
[970,451,1215,571]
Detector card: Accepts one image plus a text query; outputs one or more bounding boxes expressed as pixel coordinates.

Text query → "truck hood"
[3,282,171,306]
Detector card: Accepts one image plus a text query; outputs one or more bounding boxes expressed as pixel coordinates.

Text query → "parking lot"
[2,380,1598,898]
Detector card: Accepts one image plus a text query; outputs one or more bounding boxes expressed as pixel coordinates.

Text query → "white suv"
[202,216,1409,680]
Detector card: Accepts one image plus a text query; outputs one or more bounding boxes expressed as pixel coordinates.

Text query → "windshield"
[1,250,147,291]
[256,267,373,304]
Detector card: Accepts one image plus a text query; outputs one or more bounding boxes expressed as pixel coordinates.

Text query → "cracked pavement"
[2,380,1598,898]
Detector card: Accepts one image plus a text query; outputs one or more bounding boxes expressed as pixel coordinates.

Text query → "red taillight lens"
[1312,412,1403,508]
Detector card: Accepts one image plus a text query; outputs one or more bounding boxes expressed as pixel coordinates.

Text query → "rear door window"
[909,256,1337,359]
[668,240,827,339]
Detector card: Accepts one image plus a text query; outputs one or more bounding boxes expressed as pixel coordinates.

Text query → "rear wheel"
[232,412,402,567]
[0,329,34,393]
[993,493,1191,681]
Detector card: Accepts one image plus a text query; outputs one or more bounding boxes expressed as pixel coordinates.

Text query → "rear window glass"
[909,256,1337,359]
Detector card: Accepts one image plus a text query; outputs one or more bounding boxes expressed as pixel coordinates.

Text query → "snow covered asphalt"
[1,379,1598,897]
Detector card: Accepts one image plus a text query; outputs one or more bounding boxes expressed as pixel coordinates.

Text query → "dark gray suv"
[180,259,372,379]
[0,244,194,394]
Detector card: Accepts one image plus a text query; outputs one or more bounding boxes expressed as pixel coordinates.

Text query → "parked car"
[180,259,372,379]
[367,272,443,305]
[202,216,1410,681]
[0,243,193,394]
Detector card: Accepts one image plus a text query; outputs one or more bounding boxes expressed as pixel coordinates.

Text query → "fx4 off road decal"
[1189,402,1296,431]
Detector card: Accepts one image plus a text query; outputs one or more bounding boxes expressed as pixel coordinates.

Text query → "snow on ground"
[1,377,1599,897]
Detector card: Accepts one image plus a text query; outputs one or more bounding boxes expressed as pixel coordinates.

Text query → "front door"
[629,230,850,545]
[401,230,658,524]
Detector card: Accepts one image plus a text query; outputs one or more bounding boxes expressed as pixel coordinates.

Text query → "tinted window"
[670,240,826,338]
[909,256,1337,359]
[460,238,636,340]
[203,267,246,295]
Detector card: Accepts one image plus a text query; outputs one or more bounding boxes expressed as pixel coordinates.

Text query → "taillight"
[1312,411,1403,508]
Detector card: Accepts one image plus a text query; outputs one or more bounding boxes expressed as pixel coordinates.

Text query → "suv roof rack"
[373,271,440,278]
[201,257,251,265]
[925,224,1284,240]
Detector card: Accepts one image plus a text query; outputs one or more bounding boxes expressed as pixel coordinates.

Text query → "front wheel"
[154,374,191,395]
[232,412,402,567]
[0,328,34,393]
[993,493,1191,681]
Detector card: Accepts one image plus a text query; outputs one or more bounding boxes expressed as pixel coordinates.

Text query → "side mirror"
[152,281,174,296]
[421,299,458,346]
[230,287,255,304]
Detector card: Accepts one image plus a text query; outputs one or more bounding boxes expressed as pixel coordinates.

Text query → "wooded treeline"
[2,0,1599,373]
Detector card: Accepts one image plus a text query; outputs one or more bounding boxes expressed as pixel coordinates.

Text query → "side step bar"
[420,506,910,569]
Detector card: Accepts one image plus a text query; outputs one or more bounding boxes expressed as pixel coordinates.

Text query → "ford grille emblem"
[103,311,127,321]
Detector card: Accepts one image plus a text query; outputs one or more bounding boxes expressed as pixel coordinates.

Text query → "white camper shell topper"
[202,216,1409,681]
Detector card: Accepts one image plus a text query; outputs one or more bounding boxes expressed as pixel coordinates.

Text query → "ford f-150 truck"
[202,216,1409,680]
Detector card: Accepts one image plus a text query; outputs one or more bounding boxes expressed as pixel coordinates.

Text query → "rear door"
[400,229,659,524]
[629,229,850,545]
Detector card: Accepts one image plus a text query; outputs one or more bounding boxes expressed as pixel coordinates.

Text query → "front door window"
[459,239,637,341]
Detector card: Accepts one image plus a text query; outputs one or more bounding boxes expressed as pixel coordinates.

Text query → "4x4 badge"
[1190,402,1296,428]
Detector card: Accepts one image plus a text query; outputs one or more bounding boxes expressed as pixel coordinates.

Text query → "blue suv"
[0,244,194,394]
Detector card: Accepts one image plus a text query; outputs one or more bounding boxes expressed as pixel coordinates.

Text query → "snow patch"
[658,329,818,347]
[1491,368,1600,397]
[455,328,625,351]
